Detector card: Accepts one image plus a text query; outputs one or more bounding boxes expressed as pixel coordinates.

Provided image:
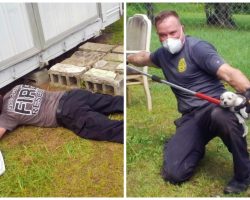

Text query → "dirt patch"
[89,33,113,44]
[51,141,123,197]
[1,126,76,152]
[37,128,76,152]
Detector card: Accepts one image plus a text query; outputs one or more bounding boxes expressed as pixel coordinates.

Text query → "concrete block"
[112,45,124,54]
[48,63,88,87]
[93,60,123,74]
[61,57,88,68]
[79,42,115,53]
[25,69,49,85]
[116,63,124,74]
[81,69,123,96]
[103,53,123,62]
[64,51,106,67]
[93,60,108,69]
[83,68,117,80]
[49,63,87,74]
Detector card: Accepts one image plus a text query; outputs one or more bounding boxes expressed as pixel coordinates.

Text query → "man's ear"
[182,25,185,32]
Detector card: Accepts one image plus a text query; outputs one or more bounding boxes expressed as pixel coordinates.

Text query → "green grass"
[0,16,124,197]
[0,126,123,197]
[94,17,124,46]
[127,84,250,197]
[127,3,250,197]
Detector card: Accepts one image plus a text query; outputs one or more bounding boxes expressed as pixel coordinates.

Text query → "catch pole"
[127,65,220,105]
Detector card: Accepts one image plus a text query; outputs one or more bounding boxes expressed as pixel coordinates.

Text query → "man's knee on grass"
[161,163,194,184]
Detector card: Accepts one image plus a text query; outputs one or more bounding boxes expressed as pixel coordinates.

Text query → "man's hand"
[232,89,250,113]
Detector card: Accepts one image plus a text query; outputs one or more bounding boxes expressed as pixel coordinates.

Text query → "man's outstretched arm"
[217,63,250,93]
[127,51,154,67]
[0,128,6,139]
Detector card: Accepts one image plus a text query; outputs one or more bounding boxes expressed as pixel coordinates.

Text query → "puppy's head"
[220,91,238,107]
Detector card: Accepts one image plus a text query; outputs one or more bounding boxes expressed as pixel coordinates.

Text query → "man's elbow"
[217,64,250,92]
[217,64,238,82]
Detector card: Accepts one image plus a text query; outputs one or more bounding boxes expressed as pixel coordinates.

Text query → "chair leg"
[143,76,152,111]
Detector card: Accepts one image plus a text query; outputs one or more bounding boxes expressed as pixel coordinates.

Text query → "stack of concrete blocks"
[49,43,107,88]
[48,42,124,95]
[80,43,124,96]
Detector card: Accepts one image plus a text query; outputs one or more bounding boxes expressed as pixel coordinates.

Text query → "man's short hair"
[154,10,180,27]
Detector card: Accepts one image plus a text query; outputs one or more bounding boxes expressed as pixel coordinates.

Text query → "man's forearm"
[127,51,153,67]
[0,128,6,139]
[230,70,250,92]
[217,64,250,92]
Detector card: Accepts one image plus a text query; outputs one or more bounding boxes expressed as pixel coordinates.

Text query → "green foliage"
[100,17,124,45]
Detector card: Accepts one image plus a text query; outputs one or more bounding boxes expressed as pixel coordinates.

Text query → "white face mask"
[162,29,184,54]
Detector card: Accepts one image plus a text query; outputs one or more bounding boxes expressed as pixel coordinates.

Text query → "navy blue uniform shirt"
[150,36,226,114]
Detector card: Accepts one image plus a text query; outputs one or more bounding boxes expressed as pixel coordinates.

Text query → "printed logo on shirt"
[8,85,44,115]
[177,58,187,73]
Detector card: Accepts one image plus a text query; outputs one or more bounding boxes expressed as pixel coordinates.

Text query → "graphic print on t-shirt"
[7,85,44,115]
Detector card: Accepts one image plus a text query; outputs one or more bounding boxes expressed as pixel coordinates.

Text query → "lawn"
[0,17,124,197]
[126,3,250,197]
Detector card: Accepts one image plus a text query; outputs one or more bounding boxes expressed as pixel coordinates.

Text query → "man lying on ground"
[0,84,123,143]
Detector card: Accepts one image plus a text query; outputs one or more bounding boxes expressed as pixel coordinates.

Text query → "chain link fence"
[127,3,250,30]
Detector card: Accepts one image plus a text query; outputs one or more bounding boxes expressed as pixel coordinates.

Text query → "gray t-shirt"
[0,84,64,131]
[150,36,226,114]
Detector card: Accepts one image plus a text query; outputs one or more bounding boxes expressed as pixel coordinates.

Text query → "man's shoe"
[224,176,250,194]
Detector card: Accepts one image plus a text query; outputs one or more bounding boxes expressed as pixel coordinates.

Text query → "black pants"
[56,89,123,143]
[162,104,250,183]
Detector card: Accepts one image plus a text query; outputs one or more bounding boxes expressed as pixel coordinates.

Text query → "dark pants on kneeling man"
[162,104,250,183]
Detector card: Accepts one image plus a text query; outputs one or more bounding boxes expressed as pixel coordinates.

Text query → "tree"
[144,3,155,24]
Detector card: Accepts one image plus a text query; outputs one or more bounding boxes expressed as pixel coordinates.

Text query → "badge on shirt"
[177,58,187,73]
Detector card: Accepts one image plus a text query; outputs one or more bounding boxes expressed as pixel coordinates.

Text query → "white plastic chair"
[126,14,152,111]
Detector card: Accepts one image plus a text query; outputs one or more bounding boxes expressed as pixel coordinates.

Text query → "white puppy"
[220,91,248,137]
